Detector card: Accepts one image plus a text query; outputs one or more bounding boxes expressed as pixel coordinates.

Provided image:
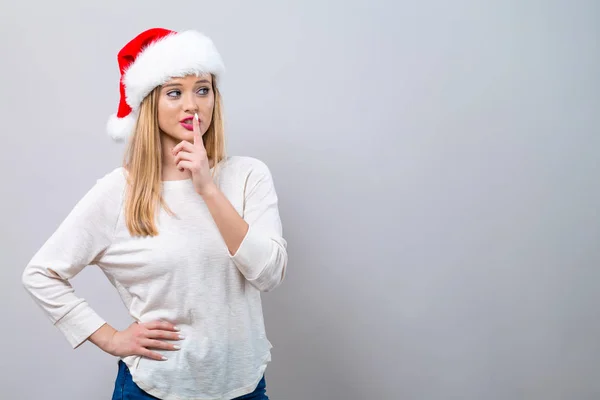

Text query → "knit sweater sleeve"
[22,169,124,349]
[229,159,288,292]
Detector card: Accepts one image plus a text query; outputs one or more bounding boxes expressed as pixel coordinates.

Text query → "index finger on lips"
[193,113,203,147]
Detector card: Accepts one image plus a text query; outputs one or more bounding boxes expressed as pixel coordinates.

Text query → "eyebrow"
[162,79,210,89]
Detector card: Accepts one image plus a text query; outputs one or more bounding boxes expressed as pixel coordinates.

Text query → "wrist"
[89,323,118,354]
[198,183,219,198]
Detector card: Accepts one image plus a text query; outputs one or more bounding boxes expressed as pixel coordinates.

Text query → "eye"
[166,89,181,98]
[197,87,210,95]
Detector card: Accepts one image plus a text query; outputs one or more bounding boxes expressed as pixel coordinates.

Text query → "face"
[157,74,214,142]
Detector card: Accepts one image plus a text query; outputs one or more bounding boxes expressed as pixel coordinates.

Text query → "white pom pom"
[106,113,137,142]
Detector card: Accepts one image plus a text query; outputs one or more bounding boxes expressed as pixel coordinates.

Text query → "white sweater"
[22,156,287,400]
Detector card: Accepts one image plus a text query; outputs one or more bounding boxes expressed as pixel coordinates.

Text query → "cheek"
[157,99,179,130]
[202,98,215,122]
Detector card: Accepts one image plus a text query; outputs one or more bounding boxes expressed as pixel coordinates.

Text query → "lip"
[180,121,194,131]
[179,116,198,131]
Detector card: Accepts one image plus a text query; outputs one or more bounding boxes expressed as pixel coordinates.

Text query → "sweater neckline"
[120,165,218,189]
[161,164,217,188]
[160,178,195,188]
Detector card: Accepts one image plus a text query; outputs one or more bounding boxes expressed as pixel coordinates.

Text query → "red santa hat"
[106,27,225,141]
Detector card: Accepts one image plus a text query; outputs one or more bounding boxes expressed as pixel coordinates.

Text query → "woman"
[21,27,287,400]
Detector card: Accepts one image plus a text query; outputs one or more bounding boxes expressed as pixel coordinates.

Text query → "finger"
[193,113,201,146]
[177,160,194,172]
[174,150,193,164]
[174,151,194,171]
[140,348,169,361]
[174,153,193,172]
[141,338,181,351]
[172,140,194,156]
[146,330,185,341]
[143,320,180,332]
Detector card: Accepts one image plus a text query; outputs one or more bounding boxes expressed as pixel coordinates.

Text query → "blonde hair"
[122,75,226,237]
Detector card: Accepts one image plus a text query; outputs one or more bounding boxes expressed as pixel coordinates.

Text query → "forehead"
[164,73,212,86]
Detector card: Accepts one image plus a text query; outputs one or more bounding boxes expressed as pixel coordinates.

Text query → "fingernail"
[179,335,186,340]
[173,345,181,350]
[194,112,199,122]
[173,326,180,331]
[162,356,168,361]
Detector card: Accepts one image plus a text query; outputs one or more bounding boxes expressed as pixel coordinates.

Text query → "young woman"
[22,27,287,400]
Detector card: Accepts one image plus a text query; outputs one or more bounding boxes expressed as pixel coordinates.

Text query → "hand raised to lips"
[172,113,216,196]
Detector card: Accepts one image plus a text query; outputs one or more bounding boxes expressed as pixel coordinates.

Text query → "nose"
[182,92,198,113]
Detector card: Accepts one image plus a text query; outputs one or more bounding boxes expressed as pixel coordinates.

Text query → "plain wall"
[1,1,599,399]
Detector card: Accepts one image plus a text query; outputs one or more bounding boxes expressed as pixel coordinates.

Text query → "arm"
[202,159,288,292]
[23,170,187,359]
[201,185,249,256]
[22,172,121,349]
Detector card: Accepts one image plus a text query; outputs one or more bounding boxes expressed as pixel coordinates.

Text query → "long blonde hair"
[122,74,226,237]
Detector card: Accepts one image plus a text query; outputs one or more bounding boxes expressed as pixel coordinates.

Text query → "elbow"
[262,272,286,293]
[232,232,288,292]
[251,272,285,293]
[21,265,35,293]
[21,263,57,296]
[250,248,288,293]
[253,270,285,293]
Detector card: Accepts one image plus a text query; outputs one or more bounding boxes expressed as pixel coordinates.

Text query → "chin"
[182,130,195,140]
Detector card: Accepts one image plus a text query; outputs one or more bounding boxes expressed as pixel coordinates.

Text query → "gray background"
[1,0,599,399]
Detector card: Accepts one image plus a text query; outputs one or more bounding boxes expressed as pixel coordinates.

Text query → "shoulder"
[218,156,278,195]
[220,156,273,177]
[75,167,127,210]
[63,167,126,224]
[91,167,127,196]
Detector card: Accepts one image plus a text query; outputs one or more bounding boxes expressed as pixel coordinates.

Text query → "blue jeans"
[112,360,269,400]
